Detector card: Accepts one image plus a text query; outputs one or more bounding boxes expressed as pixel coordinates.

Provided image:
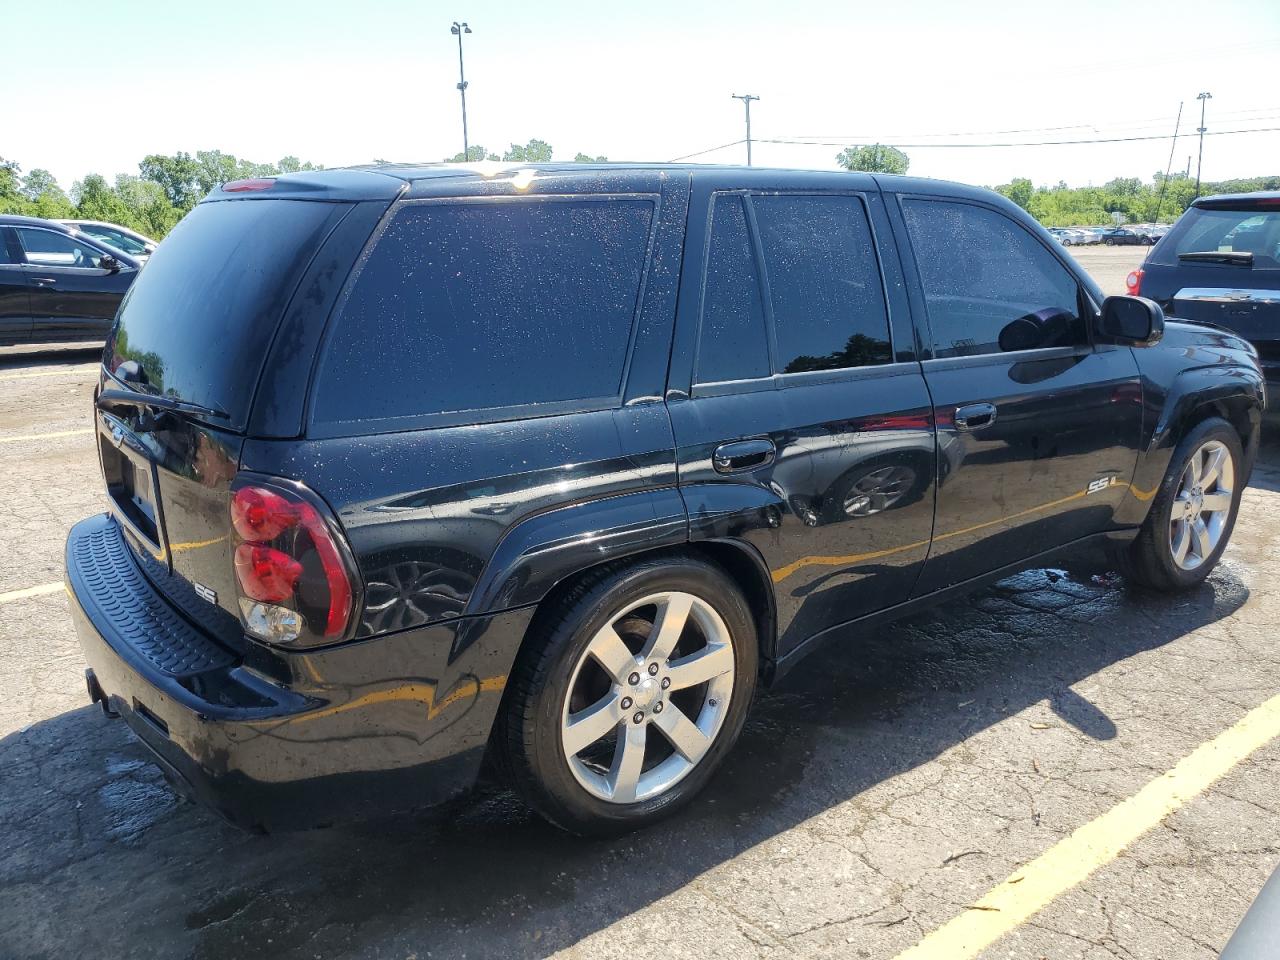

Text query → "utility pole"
[1195,91,1213,197]
[451,21,473,160]
[731,94,759,166]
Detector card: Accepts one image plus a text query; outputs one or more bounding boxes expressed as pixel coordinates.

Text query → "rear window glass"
[753,195,891,373]
[1161,206,1280,267]
[106,198,347,430]
[696,195,770,384]
[313,198,653,428]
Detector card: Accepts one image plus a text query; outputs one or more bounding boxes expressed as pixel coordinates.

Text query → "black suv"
[0,214,140,345]
[1130,191,1280,385]
[65,165,1265,835]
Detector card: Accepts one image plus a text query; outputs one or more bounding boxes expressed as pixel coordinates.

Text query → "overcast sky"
[4,0,1278,192]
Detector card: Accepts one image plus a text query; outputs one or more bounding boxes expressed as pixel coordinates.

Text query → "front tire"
[500,556,758,835]
[1120,417,1244,591]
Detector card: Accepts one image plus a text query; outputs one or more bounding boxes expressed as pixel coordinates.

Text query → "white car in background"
[59,220,157,262]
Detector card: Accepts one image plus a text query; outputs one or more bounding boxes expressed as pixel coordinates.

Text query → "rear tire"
[1119,417,1244,591]
[500,555,758,835]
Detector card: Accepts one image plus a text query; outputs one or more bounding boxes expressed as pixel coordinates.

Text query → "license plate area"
[99,414,166,561]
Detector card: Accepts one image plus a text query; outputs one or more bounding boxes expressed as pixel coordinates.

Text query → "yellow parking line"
[892,692,1280,960]
[0,582,64,605]
[0,428,93,444]
[0,368,95,382]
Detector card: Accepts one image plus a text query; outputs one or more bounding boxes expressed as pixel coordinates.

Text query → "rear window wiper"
[97,387,230,420]
[1177,250,1254,266]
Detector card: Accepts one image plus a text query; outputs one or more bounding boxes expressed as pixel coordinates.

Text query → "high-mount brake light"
[223,178,276,193]
[1126,268,1144,296]
[229,482,357,647]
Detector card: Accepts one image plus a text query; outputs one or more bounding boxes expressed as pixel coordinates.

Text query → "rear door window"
[696,196,770,383]
[753,195,892,373]
[312,197,654,430]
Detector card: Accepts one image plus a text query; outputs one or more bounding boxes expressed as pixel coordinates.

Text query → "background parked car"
[1048,227,1080,246]
[1101,226,1155,246]
[1129,190,1280,385]
[60,220,157,262]
[0,214,140,345]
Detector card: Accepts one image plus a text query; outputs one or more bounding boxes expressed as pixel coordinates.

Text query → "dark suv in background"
[65,164,1264,835]
[1129,191,1280,385]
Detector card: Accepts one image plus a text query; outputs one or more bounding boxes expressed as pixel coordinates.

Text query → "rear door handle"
[954,402,997,432]
[712,438,776,474]
[29,277,57,287]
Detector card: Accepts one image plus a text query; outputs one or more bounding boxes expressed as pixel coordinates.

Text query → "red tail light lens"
[222,178,275,193]
[230,480,358,647]
[234,544,303,602]
[1126,268,1144,296]
[231,487,297,541]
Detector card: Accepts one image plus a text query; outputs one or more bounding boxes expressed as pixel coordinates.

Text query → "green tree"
[140,152,202,210]
[997,177,1035,210]
[73,174,133,226]
[502,139,553,162]
[836,144,909,174]
[573,152,608,162]
[443,145,501,162]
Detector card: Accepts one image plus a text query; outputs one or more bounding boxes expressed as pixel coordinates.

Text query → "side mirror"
[1097,295,1164,347]
[100,255,122,273]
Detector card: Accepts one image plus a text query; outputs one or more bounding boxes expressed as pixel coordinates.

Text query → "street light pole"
[1195,91,1212,198]
[731,94,759,166]
[451,21,473,160]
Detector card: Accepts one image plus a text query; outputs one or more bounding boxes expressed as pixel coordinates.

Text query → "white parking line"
[0,582,63,605]
[0,429,93,444]
[0,368,95,383]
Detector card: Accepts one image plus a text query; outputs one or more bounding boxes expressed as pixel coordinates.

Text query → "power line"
[754,125,1280,150]
[667,139,746,162]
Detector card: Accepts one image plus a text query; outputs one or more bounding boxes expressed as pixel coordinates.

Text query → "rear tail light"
[222,177,276,193]
[1126,268,1144,296]
[229,477,359,647]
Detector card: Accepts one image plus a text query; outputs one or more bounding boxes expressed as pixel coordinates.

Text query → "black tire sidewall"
[520,559,758,835]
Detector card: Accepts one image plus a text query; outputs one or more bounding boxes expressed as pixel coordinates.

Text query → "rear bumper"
[65,513,533,831]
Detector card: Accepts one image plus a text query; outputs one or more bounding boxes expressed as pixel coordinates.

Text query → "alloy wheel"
[560,592,736,804]
[1169,439,1234,571]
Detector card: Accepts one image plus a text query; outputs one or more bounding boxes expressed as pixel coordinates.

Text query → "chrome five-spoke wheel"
[1169,438,1234,571]
[560,591,736,804]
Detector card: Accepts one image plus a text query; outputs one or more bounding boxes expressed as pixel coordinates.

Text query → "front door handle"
[954,402,997,432]
[29,277,57,287]
[712,438,776,474]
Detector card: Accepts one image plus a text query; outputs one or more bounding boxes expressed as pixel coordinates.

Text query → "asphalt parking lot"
[4,245,1279,960]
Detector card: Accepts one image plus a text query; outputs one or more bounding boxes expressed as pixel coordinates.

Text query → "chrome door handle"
[30,277,57,286]
[954,402,997,432]
[712,438,776,474]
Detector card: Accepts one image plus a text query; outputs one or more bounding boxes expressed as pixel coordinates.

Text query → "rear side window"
[696,196,770,383]
[1160,206,1280,267]
[901,199,1085,358]
[753,195,891,373]
[313,198,654,428]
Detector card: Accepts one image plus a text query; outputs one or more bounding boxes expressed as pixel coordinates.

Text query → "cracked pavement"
[1,328,1277,960]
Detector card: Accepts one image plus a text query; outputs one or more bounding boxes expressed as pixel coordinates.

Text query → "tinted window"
[1162,207,1280,267]
[83,226,148,255]
[16,228,108,268]
[696,196,769,383]
[901,199,1084,358]
[314,198,653,426]
[107,198,348,431]
[754,195,891,373]
[0,230,18,265]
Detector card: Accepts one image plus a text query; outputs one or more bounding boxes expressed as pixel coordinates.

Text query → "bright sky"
[4,0,1279,192]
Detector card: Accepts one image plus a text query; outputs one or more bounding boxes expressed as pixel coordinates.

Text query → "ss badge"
[193,581,218,605]
[1085,476,1114,496]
